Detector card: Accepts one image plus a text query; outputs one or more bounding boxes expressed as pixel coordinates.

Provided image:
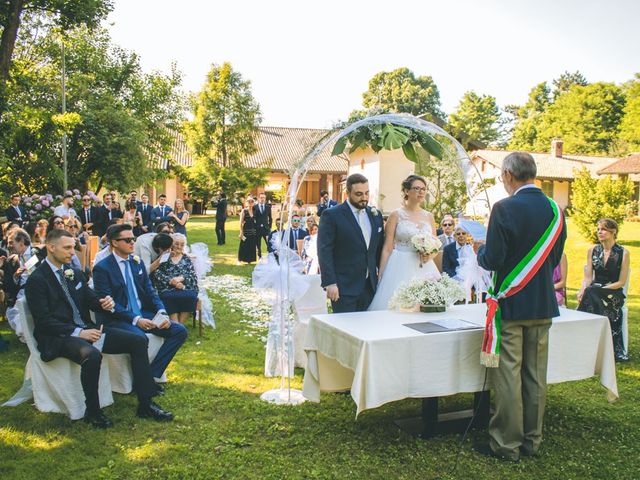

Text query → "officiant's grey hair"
[502,152,537,181]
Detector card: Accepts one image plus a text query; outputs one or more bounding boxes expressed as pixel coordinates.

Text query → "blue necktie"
[124,260,142,317]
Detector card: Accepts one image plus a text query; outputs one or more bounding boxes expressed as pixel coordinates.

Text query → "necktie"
[161,206,165,217]
[15,206,21,217]
[108,208,112,220]
[358,210,370,249]
[56,269,85,328]
[124,260,142,317]
[86,209,91,223]
[293,229,298,242]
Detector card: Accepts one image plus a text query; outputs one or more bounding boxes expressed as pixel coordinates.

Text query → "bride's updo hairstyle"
[401,174,427,201]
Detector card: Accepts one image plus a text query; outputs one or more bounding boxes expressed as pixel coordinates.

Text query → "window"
[541,180,554,198]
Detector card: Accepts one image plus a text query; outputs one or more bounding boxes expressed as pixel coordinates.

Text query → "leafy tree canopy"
[619,73,640,152]
[448,91,501,147]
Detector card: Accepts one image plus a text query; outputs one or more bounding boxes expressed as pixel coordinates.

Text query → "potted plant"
[389,273,465,312]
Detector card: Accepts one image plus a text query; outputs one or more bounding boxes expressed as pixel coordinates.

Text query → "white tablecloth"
[302,304,618,416]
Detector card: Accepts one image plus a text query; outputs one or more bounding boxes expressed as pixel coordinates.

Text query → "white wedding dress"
[368,208,440,311]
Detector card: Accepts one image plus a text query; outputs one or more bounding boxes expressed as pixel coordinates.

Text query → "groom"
[318,173,384,313]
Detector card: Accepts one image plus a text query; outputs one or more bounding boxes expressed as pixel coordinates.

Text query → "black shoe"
[83,410,113,429]
[520,447,540,458]
[473,443,519,462]
[137,401,173,421]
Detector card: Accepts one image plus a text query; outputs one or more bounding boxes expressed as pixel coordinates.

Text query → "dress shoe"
[473,443,519,462]
[137,401,173,421]
[83,410,113,429]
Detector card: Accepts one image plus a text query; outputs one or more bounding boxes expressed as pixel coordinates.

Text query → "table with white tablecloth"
[302,304,618,416]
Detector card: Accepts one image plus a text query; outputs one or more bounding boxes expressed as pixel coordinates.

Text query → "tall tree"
[0,0,112,116]
[552,70,588,100]
[184,62,264,200]
[508,82,551,151]
[0,20,184,197]
[448,91,501,146]
[533,82,625,155]
[619,73,640,153]
[361,67,444,119]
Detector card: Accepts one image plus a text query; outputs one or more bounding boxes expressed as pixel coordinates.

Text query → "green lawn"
[0,216,638,479]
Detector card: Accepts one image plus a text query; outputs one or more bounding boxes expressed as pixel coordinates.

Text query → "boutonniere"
[64,269,74,280]
[132,255,141,264]
[370,207,379,217]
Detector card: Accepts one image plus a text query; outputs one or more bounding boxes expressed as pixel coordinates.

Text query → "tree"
[360,67,444,119]
[508,82,551,150]
[552,70,588,100]
[184,62,264,200]
[448,91,501,146]
[0,0,113,117]
[534,82,625,155]
[619,73,640,152]
[570,168,635,242]
[0,20,184,197]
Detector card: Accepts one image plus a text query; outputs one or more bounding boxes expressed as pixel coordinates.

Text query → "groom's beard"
[348,199,367,210]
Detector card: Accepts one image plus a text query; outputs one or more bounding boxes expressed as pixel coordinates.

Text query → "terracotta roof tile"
[597,153,640,174]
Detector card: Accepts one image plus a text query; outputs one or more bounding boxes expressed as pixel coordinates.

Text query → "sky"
[107,0,639,129]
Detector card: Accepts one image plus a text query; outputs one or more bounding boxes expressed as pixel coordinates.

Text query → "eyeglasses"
[82,198,91,201]
[53,220,64,225]
[411,187,427,193]
[442,223,454,227]
[114,237,135,244]
[67,225,79,229]
[454,232,466,236]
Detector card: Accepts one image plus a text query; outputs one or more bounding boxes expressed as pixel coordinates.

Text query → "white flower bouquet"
[411,233,441,267]
[388,273,466,311]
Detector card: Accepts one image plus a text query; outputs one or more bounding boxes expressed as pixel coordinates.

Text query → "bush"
[569,168,636,242]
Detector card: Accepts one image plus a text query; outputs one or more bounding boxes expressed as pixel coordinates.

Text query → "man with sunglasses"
[442,226,470,278]
[93,224,187,393]
[437,214,455,249]
[78,195,99,235]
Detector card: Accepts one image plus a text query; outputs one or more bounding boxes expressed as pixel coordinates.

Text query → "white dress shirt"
[348,202,371,247]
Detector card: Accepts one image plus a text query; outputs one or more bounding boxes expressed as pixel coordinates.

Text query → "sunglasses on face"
[53,220,64,225]
[82,198,91,201]
[442,223,453,227]
[115,237,135,244]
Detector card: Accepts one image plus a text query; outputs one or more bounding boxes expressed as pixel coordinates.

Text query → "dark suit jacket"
[150,205,173,227]
[442,242,461,278]
[318,201,384,297]
[253,203,272,234]
[94,205,122,237]
[137,203,153,229]
[5,205,29,225]
[78,206,100,231]
[2,247,45,307]
[92,253,165,324]
[266,229,284,253]
[286,228,308,251]
[214,199,227,222]
[477,187,566,321]
[316,199,338,217]
[25,261,102,361]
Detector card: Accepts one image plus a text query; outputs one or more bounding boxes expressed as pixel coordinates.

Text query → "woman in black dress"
[578,218,630,362]
[238,197,258,264]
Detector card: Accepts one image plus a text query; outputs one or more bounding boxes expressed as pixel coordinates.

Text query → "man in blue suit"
[150,194,173,228]
[318,174,384,313]
[316,190,338,217]
[285,214,308,252]
[137,193,153,233]
[92,224,187,384]
[442,226,468,278]
[4,194,30,226]
[475,152,566,462]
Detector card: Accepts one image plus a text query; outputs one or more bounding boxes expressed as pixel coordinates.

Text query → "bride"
[368,174,440,311]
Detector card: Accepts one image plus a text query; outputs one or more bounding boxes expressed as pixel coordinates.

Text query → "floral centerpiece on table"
[411,233,441,267]
[388,272,466,312]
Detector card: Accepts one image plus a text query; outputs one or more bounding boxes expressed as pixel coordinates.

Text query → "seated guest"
[578,218,630,362]
[148,233,173,275]
[301,223,320,274]
[65,217,89,271]
[2,228,45,339]
[151,233,198,324]
[553,252,568,306]
[47,215,65,233]
[92,224,187,381]
[1,221,20,251]
[33,219,49,246]
[135,222,173,273]
[442,226,468,278]
[25,229,172,427]
[267,218,283,254]
[286,214,308,254]
[5,194,30,226]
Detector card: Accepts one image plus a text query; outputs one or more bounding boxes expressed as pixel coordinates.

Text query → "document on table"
[404,319,482,334]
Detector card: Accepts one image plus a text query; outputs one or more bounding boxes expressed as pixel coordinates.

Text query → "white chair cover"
[104,335,166,394]
[292,275,328,369]
[9,298,114,420]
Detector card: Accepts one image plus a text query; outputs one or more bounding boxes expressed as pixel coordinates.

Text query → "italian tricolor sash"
[480,197,564,368]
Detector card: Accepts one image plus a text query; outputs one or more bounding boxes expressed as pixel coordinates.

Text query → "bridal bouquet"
[411,233,442,267]
[388,273,466,311]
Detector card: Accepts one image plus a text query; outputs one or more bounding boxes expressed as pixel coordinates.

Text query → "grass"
[0,216,638,479]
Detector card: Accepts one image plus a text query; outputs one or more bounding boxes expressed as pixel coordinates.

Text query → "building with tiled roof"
[466,139,623,216]
[597,153,640,175]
